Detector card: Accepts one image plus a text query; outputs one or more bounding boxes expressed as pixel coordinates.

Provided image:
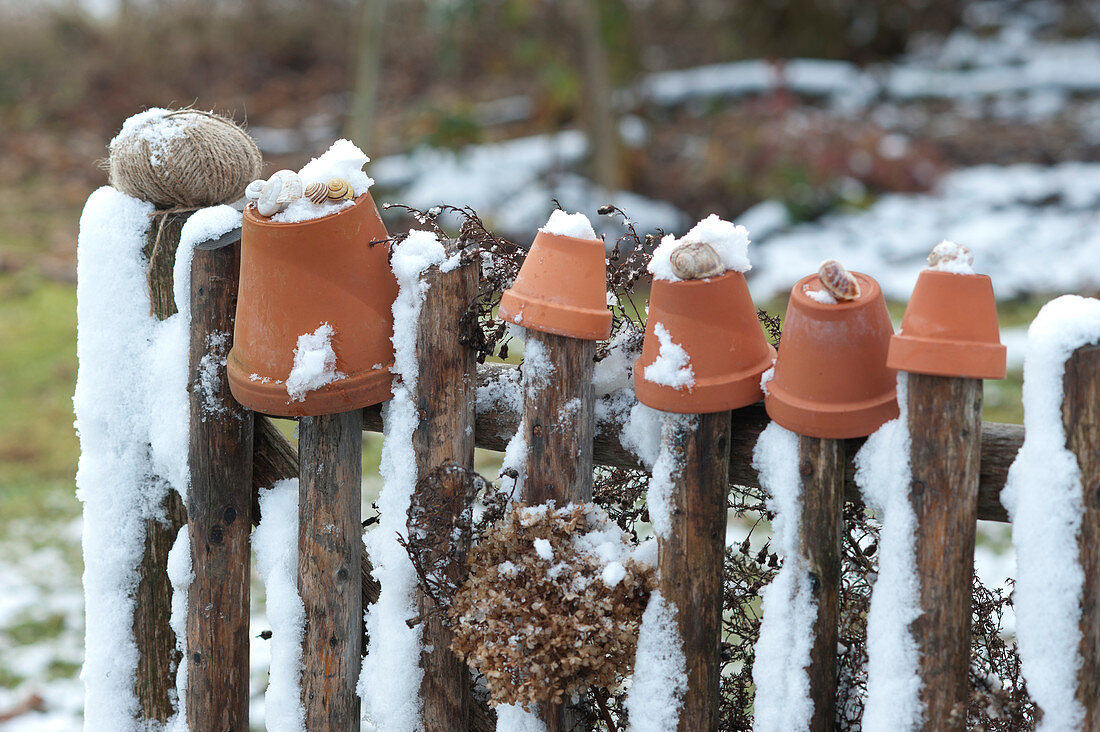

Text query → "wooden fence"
[129,218,1100,732]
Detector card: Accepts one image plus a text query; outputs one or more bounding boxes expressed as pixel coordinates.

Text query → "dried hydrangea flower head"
[669,240,726,280]
[449,502,655,709]
[817,259,861,301]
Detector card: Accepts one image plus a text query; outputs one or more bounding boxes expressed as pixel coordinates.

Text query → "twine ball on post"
[107,109,263,208]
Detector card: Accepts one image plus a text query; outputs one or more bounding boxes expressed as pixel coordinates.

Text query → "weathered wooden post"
[412,244,479,731]
[136,212,189,722]
[298,411,363,730]
[497,215,612,730]
[186,237,254,730]
[797,435,846,729]
[887,255,1007,729]
[1065,344,1100,728]
[764,265,898,730]
[632,238,774,730]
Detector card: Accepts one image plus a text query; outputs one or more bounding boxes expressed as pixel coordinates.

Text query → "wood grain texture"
[1064,345,1100,730]
[907,374,983,731]
[520,331,597,732]
[798,436,845,732]
[412,258,478,732]
[657,411,731,732]
[185,243,254,731]
[135,211,189,723]
[298,411,363,731]
[362,363,1024,523]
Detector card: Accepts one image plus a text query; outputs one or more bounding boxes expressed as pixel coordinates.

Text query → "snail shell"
[669,240,726,280]
[927,240,974,270]
[326,177,354,202]
[255,170,304,217]
[244,179,265,202]
[817,259,861,301]
[304,181,328,205]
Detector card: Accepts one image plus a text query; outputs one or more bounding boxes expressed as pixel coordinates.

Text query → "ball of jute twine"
[107,109,262,209]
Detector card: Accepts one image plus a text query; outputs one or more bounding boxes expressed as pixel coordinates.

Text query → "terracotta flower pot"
[498,230,613,340]
[887,269,1007,380]
[633,271,776,414]
[227,193,398,417]
[765,272,898,439]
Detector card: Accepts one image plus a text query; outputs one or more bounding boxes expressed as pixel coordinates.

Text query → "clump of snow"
[285,323,345,402]
[298,138,375,195]
[75,186,200,726]
[360,231,448,732]
[253,479,307,732]
[624,590,688,732]
[803,285,838,305]
[108,107,192,168]
[649,214,751,281]
[533,538,554,561]
[269,139,374,223]
[750,422,815,732]
[620,402,664,470]
[540,209,598,240]
[646,413,696,539]
[592,330,639,397]
[854,374,923,731]
[926,240,976,275]
[495,704,547,732]
[643,323,694,389]
[165,528,192,732]
[1001,294,1100,731]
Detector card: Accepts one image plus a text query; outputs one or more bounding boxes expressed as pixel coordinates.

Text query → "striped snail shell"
[245,179,265,202]
[669,240,726,280]
[326,177,355,202]
[817,259,861,301]
[304,181,328,205]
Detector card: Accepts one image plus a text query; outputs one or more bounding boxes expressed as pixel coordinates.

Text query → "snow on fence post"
[411,242,479,731]
[796,435,846,730]
[297,410,363,730]
[654,411,731,730]
[135,211,190,723]
[185,235,254,730]
[905,374,983,729]
[1065,343,1100,727]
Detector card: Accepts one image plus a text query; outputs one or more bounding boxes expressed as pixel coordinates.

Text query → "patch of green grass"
[0,273,80,523]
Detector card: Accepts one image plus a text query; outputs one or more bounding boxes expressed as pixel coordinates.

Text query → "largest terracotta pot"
[227,193,398,417]
[765,272,898,439]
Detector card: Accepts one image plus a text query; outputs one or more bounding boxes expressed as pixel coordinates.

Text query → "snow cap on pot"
[887,241,1007,380]
[764,259,899,439]
[634,215,776,414]
[498,210,613,340]
[227,140,398,417]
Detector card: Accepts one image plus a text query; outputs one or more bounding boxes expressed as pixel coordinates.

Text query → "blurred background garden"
[2,0,1099,727]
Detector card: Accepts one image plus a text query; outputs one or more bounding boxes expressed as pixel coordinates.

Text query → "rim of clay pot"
[499,230,613,341]
[633,271,776,414]
[764,271,899,439]
[228,191,397,417]
[887,270,1007,380]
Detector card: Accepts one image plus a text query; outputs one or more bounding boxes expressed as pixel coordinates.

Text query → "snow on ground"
[749,162,1100,301]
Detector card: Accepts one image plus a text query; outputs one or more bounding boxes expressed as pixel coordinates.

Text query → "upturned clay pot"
[633,271,776,414]
[227,193,398,416]
[887,269,1007,380]
[765,272,898,439]
[498,230,613,340]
